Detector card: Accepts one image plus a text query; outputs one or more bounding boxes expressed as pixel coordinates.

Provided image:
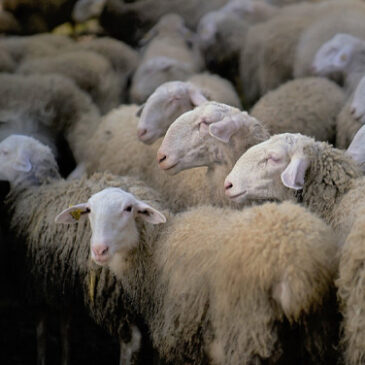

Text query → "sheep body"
[17,50,120,114]
[64,187,338,364]
[250,77,345,143]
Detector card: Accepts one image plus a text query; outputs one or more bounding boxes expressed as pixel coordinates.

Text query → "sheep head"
[224,133,314,203]
[55,187,166,267]
[157,101,253,175]
[312,33,361,76]
[136,81,207,144]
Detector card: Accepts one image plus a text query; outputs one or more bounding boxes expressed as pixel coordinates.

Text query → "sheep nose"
[224,180,233,190]
[137,128,147,139]
[92,244,109,257]
[157,151,167,164]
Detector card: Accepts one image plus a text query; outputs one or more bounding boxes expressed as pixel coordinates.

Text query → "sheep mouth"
[160,162,178,171]
[229,191,247,200]
[92,255,110,266]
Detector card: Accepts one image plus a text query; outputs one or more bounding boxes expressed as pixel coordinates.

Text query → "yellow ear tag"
[69,207,83,221]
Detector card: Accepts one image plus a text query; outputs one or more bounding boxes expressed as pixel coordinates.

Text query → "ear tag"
[69,206,83,221]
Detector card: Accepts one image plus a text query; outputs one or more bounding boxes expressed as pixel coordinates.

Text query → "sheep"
[0,134,158,365]
[0,46,16,72]
[294,8,365,81]
[156,102,269,208]
[224,132,365,364]
[336,75,365,149]
[137,74,242,144]
[0,73,100,163]
[57,184,338,364]
[250,77,345,143]
[130,13,203,103]
[312,33,365,96]
[97,0,228,45]
[345,125,365,174]
[239,0,363,105]
[197,0,278,81]
[17,50,120,114]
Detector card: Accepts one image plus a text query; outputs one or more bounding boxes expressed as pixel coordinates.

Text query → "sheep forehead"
[1,134,39,154]
[88,188,136,215]
[199,102,233,121]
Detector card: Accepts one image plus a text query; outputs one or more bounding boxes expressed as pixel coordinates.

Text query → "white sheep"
[136,74,242,144]
[56,186,338,365]
[336,75,365,149]
[0,134,158,365]
[224,132,365,365]
[312,33,365,95]
[130,13,203,103]
[250,77,345,143]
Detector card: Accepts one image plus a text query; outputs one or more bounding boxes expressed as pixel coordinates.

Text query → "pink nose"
[224,180,233,190]
[137,128,147,138]
[157,150,167,164]
[92,244,109,258]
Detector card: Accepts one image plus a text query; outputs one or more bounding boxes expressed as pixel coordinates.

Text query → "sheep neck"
[109,214,172,319]
[300,142,361,225]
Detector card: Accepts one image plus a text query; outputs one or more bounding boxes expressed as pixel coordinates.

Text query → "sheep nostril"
[157,151,167,164]
[225,181,233,190]
[137,128,147,138]
[350,107,356,115]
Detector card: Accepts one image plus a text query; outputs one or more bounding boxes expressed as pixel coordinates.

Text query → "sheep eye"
[124,206,132,212]
[1,150,8,155]
[268,155,281,163]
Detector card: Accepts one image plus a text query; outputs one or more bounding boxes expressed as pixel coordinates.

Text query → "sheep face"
[350,75,365,124]
[137,81,207,144]
[0,134,53,184]
[346,125,365,173]
[157,102,241,174]
[224,133,312,203]
[55,188,166,266]
[312,33,358,76]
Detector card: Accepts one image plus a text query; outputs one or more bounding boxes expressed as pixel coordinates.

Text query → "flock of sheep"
[2,0,365,364]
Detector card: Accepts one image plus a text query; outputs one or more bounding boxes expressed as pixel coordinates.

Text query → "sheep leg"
[60,311,72,365]
[36,313,47,365]
[119,325,142,365]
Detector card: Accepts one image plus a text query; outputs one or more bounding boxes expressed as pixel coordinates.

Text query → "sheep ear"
[281,156,308,190]
[346,125,365,172]
[333,44,353,68]
[208,113,248,143]
[14,150,32,172]
[135,201,166,224]
[136,104,145,117]
[55,203,90,224]
[188,87,208,106]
